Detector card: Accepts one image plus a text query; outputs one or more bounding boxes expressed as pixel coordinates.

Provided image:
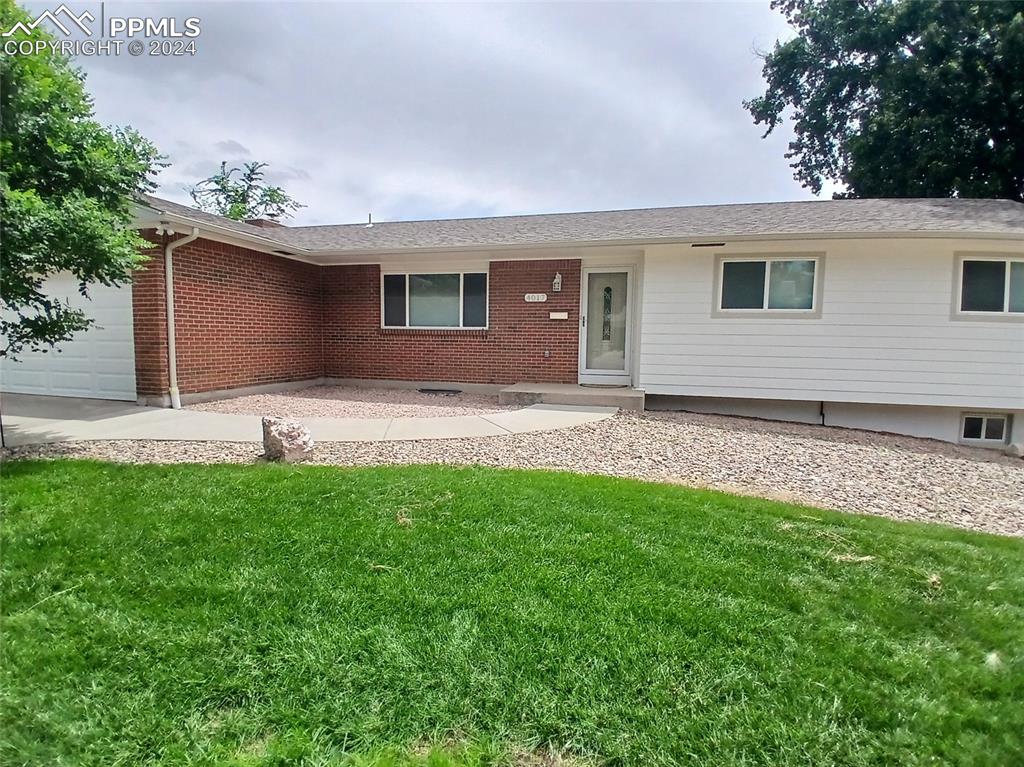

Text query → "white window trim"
[953,253,1024,319]
[380,270,489,330]
[712,254,824,318]
[959,412,1010,445]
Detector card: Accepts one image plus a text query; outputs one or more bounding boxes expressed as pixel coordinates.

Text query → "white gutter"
[162,225,200,409]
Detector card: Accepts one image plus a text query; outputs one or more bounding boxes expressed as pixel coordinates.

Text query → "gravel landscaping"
[5,410,1021,537]
[187,385,512,419]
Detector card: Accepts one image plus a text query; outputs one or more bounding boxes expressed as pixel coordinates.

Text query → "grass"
[1,459,1022,766]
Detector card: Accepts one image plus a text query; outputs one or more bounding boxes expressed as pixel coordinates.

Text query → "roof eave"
[133,202,318,261]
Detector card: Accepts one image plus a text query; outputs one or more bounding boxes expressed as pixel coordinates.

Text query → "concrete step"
[499,383,645,412]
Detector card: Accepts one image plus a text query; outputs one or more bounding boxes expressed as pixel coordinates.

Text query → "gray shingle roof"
[141,195,1024,254]
[139,195,292,243]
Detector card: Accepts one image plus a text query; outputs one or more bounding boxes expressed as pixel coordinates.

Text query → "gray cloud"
[40,1,813,225]
[265,166,311,184]
[213,139,251,158]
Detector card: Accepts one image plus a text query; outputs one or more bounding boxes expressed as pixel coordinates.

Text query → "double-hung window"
[957,256,1024,316]
[717,256,819,313]
[382,272,488,328]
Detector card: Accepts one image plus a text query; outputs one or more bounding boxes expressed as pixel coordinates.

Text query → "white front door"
[579,268,632,385]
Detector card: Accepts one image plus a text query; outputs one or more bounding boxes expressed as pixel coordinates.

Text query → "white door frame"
[578,266,633,385]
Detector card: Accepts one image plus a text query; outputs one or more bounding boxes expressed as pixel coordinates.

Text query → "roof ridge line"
[143,193,1021,233]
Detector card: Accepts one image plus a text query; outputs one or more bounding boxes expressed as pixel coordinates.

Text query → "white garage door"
[1,275,137,401]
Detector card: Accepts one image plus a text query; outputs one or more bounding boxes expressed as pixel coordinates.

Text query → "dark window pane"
[1010,262,1024,313]
[383,274,406,326]
[721,261,766,309]
[962,416,983,440]
[961,260,1006,312]
[463,273,487,327]
[409,273,460,326]
[985,417,1006,441]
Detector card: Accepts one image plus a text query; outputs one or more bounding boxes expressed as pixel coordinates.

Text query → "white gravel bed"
[5,411,1022,537]
[187,385,512,419]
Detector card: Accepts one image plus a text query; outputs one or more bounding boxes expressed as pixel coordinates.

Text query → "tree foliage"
[189,161,304,221]
[0,0,163,358]
[746,0,1024,201]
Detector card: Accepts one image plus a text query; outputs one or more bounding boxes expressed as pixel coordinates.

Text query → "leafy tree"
[746,0,1024,201]
[0,0,163,359]
[189,161,304,221]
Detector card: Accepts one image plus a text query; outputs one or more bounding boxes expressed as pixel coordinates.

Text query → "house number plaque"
[524,293,548,303]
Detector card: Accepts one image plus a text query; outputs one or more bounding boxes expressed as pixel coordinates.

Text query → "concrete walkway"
[0,394,617,447]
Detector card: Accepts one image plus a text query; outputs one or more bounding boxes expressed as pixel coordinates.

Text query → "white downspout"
[162,225,200,409]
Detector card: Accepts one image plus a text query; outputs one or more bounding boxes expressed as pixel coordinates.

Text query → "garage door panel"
[94,335,135,350]
[5,370,45,388]
[91,312,133,329]
[93,329,135,343]
[1,275,137,401]
[92,350,135,368]
[95,374,136,393]
[60,360,95,373]
[48,350,90,365]
[50,372,96,389]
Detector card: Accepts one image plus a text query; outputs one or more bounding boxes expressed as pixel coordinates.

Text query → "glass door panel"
[585,271,628,372]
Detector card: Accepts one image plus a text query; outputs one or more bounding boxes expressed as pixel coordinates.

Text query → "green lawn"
[1,460,1022,766]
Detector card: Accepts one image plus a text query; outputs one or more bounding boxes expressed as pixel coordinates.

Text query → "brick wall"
[321,259,581,384]
[132,235,322,396]
[132,233,170,396]
[133,240,582,398]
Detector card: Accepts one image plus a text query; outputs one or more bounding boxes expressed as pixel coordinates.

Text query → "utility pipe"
[162,225,200,409]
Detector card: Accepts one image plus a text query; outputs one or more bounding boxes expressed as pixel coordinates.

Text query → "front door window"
[585,271,628,372]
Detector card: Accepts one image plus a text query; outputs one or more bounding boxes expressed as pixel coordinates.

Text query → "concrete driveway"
[0,394,616,446]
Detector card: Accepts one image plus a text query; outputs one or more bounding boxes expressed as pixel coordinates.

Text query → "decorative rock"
[6,408,1023,537]
[191,385,511,419]
[262,416,313,462]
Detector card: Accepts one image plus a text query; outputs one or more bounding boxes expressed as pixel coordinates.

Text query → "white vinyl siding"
[639,238,1024,410]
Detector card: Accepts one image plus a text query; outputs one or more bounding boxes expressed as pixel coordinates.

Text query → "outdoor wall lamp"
[552,272,562,292]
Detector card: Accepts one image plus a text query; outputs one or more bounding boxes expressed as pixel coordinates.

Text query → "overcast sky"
[36,1,818,225]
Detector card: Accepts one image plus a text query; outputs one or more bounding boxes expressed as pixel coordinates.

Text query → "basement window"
[716,256,819,314]
[382,272,488,329]
[958,256,1024,315]
[960,413,1010,445]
